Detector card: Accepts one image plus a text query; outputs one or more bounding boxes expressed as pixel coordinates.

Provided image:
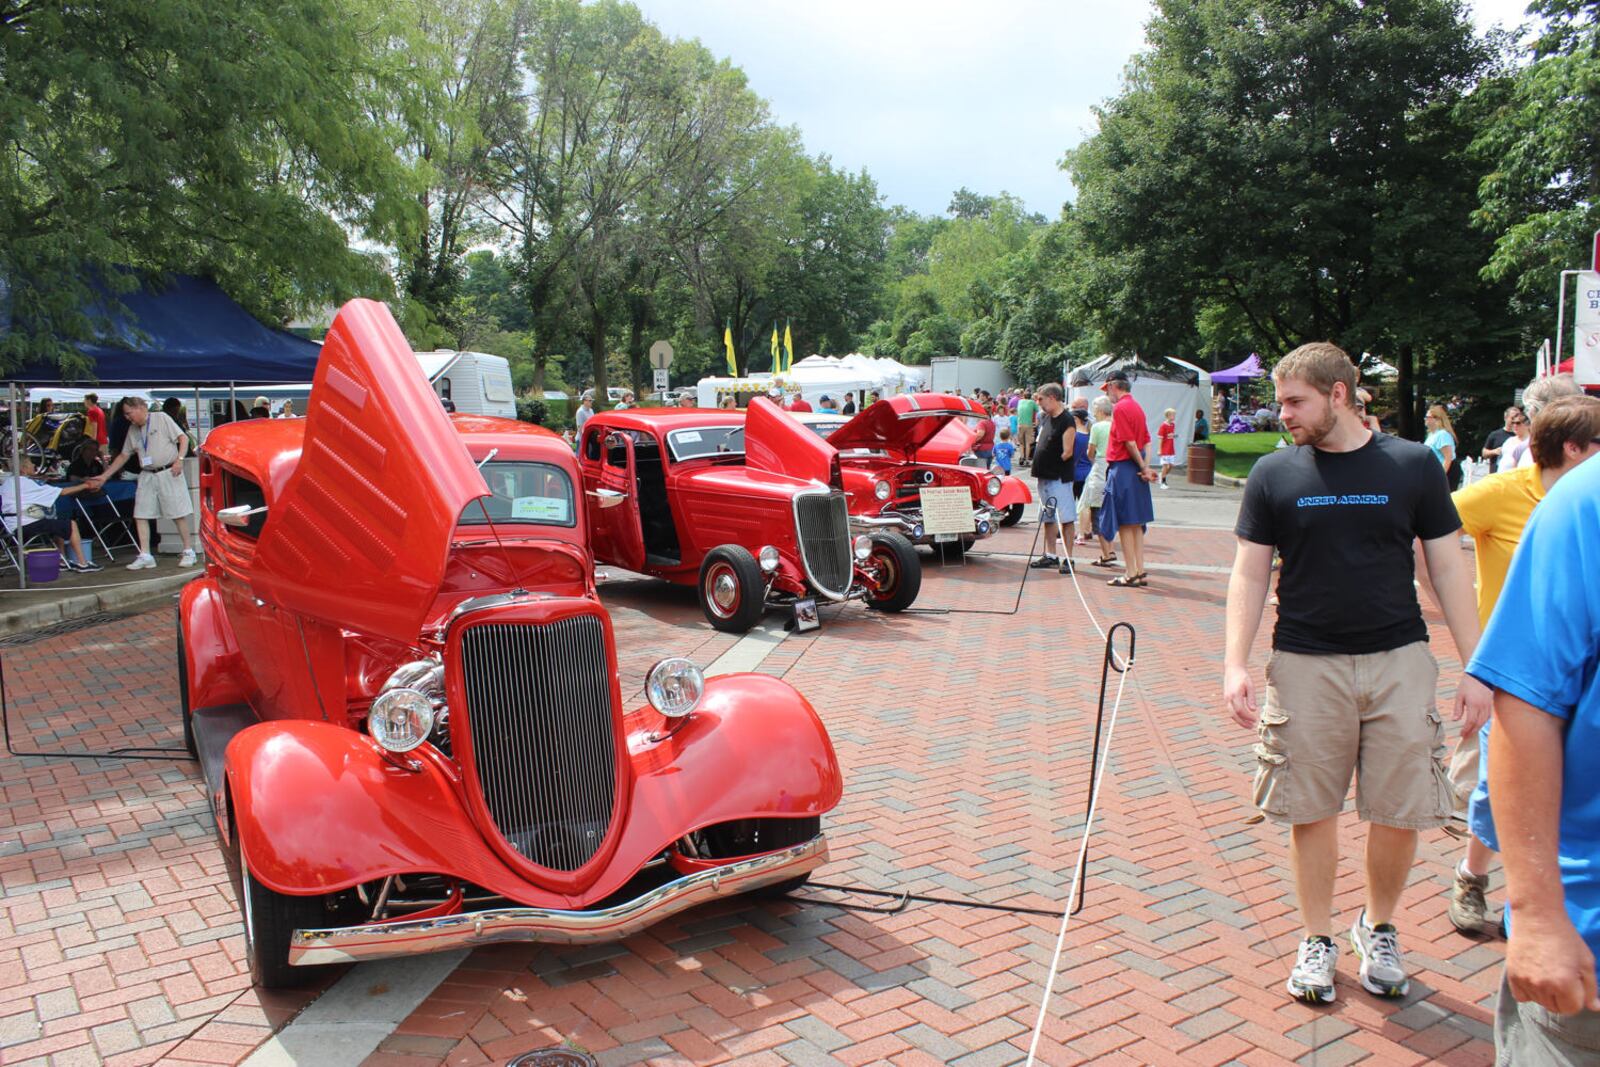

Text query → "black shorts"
[20,516,74,541]
[1072,479,1086,501]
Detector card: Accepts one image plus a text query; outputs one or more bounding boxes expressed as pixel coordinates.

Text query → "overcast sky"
[631,0,1538,219]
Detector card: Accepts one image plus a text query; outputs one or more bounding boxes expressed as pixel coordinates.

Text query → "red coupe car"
[793,395,1034,546]
[577,398,921,633]
[179,301,841,987]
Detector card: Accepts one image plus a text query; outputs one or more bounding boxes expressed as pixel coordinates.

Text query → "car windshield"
[458,461,575,527]
[802,419,850,439]
[667,425,745,461]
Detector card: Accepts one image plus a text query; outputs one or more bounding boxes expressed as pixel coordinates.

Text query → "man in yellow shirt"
[1440,396,1600,934]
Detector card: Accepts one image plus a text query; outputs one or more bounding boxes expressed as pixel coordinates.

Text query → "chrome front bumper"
[849,504,999,542]
[287,835,828,967]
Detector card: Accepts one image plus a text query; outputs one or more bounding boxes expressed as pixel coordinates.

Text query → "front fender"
[227,674,841,906]
[179,577,246,709]
[993,476,1033,510]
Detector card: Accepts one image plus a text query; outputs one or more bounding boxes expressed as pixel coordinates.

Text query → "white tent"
[697,354,930,408]
[1067,355,1213,462]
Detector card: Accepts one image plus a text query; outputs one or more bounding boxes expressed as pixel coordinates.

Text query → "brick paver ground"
[0,517,1502,1066]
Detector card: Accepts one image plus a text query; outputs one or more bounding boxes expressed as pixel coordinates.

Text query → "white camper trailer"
[415,350,518,418]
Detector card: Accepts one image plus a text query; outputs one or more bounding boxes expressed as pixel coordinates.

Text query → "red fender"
[179,578,247,709]
[993,476,1033,511]
[227,673,841,904]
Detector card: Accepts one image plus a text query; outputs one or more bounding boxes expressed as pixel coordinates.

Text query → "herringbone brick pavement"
[0,520,1502,1065]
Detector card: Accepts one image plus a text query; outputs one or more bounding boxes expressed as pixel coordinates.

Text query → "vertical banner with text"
[1576,271,1600,387]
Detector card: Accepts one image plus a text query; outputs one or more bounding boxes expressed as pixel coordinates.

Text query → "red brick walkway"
[0,522,1501,1066]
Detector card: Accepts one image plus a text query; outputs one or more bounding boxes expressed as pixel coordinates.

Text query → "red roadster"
[577,398,921,633]
[179,300,841,987]
[793,395,1034,545]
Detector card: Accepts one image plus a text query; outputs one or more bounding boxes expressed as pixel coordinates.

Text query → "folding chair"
[72,490,135,561]
[1,516,65,576]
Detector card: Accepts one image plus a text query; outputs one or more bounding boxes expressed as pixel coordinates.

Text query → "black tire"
[698,545,765,633]
[863,531,921,612]
[999,503,1024,527]
[239,853,328,989]
[176,612,197,759]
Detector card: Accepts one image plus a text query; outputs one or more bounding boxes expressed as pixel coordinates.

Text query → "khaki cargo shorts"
[1252,641,1452,830]
[133,468,193,521]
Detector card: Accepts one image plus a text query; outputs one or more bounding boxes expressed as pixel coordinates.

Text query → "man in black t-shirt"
[1028,384,1076,571]
[1480,406,1521,464]
[1223,342,1491,1006]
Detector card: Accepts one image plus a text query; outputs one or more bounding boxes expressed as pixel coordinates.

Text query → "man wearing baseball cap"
[1097,369,1157,587]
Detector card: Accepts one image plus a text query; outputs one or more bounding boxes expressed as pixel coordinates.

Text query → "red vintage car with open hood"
[577,398,921,633]
[178,300,841,988]
[793,395,1034,546]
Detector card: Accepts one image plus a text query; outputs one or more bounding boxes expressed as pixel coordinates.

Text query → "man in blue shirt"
[1467,453,1600,1058]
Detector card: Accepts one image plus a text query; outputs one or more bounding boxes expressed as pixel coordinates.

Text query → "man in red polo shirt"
[83,392,108,452]
[1095,369,1157,587]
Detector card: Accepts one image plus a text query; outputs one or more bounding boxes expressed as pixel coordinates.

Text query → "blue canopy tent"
[7,273,322,386]
[4,274,325,586]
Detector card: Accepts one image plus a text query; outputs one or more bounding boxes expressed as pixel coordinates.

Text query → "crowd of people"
[1219,343,1600,1062]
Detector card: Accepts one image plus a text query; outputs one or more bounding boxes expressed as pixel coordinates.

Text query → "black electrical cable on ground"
[903,497,1053,617]
[0,615,191,763]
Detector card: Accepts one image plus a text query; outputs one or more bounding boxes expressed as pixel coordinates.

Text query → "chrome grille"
[795,491,853,598]
[458,617,616,872]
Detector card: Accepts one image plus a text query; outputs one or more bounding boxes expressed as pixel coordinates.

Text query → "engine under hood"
[825,393,987,458]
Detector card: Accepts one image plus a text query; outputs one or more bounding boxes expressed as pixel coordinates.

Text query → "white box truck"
[929,357,1015,397]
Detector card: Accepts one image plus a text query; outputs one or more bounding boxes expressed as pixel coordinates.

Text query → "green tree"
[1,0,423,370]
[393,0,532,344]
[1065,0,1507,434]
[1473,1,1600,303]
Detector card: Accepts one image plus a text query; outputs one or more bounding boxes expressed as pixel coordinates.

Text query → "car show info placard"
[919,486,975,540]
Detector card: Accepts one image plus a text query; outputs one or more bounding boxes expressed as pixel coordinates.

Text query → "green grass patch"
[1212,431,1288,480]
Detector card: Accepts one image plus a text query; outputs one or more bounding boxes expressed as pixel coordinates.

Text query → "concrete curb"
[1214,473,1247,488]
[0,572,198,639]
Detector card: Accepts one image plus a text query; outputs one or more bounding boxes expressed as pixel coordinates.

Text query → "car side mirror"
[218,504,266,527]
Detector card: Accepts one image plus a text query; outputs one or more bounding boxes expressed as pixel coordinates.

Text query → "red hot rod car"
[793,394,1034,545]
[178,300,841,987]
[576,398,921,633]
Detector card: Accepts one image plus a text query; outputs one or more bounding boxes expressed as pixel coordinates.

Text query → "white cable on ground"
[1025,661,1131,1066]
[1021,494,1135,1063]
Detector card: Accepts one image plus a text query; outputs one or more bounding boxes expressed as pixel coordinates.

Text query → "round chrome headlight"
[853,534,873,561]
[912,523,925,540]
[368,688,435,753]
[646,658,705,718]
[987,476,1002,497]
[758,545,781,573]
[874,479,892,501]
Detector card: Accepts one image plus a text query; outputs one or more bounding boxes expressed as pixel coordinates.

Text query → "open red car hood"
[743,396,839,485]
[917,419,980,465]
[253,299,489,644]
[826,393,987,457]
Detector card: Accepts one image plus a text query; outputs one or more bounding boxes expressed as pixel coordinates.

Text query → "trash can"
[1186,442,1215,486]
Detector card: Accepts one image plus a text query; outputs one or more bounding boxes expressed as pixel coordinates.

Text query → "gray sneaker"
[1448,868,1494,936]
[1350,910,1409,997]
[1285,936,1338,1004]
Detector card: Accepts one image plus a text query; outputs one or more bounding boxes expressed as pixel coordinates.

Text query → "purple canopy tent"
[1210,353,1263,384]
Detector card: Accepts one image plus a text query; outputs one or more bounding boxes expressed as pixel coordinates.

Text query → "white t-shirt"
[0,476,62,534]
[121,410,186,468]
[1504,435,1531,472]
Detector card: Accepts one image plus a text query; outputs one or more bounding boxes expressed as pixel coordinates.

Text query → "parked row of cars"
[177,301,1020,987]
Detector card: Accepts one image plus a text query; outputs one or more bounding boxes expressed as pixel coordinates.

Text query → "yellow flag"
[783,320,794,373]
[771,322,780,370]
[723,322,737,376]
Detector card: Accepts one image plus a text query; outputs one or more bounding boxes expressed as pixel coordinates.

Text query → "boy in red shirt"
[1157,407,1177,488]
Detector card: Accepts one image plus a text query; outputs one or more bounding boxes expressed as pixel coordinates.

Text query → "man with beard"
[1222,342,1490,1005]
